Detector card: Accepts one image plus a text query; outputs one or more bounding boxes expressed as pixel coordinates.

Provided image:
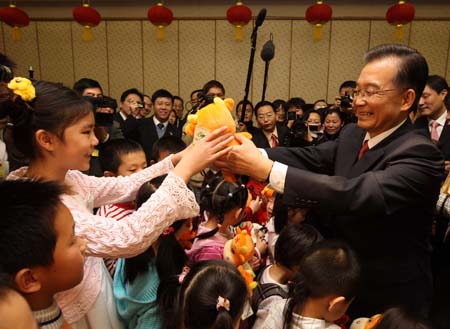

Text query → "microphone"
[255,8,267,28]
[261,38,275,62]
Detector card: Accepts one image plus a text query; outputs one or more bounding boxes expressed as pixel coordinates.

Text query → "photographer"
[285,97,306,129]
[335,80,357,124]
[73,78,123,143]
[285,109,324,147]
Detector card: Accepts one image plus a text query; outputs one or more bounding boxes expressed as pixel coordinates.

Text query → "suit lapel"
[346,120,413,177]
[339,128,365,177]
[438,120,450,146]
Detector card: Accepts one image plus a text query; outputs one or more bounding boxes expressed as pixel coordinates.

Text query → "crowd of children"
[0,77,435,329]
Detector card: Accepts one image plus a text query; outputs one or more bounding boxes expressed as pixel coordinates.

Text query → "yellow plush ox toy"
[223,227,258,290]
[184,97,251,182]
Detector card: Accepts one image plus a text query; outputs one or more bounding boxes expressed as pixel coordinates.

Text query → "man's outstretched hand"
[214,134,274,181]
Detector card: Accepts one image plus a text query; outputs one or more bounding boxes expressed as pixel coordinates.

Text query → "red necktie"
[270,134,279,148]
[430,120,440,142]
[358,140,369,160]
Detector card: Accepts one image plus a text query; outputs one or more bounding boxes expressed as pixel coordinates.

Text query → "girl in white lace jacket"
[4,79,233,328]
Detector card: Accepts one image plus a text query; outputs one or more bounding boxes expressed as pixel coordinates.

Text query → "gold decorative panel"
[0,24,4,54]
[142,21,179,96]
[36,21,74,87]
[3,22,40,80]
[252,20,292,104]
[328,20,370,103]
[143,20,179,98]
[290,20,331,103]
[72,22,109,95]
[106,20,143,100]
[215,20,252,103]
[409,21,450,76]
[179,20,215,104]
[369,20,411,49]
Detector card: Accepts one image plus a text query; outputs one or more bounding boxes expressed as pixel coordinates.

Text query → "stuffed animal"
[349,314,382,329]
[223,227,257,290]
[184,97,251,182]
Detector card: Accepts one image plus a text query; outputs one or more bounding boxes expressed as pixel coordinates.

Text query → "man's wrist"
[259,158,274,182]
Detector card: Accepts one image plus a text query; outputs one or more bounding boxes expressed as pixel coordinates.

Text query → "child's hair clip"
[216,296,230,312]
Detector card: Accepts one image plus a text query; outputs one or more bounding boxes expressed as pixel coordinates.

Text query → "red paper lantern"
[0,3,30,41]
[73,2,102,42]
[147,2,173,41]
[226,1,252,41]
[305,0,332,41]
[386,1,415,41]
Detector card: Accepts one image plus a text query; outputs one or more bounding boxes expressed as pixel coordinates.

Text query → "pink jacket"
[186,225,229,264]
[8,156,199,323]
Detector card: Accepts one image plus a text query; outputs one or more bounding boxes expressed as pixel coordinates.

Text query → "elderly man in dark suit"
[136,89,180,163]
[216,44,443,318]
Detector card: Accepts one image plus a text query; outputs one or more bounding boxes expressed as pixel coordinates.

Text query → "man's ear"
[400,89,416,113]
[14,269,42,294]
[328,295,348,314]
[35,129,59,152]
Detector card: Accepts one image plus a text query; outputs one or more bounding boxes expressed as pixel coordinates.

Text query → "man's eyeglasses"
[351,88,405,100]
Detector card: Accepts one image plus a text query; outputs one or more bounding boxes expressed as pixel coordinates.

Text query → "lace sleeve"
[64,172,199,258]
[67,155,174,208]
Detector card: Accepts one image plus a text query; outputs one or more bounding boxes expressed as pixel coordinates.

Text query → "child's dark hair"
[98,138,144,174]
[196,178,247,240]
[179,260,247,329]
[376,307,432,329]
[0,80,92,159]
[0,180,66,274]
[284,240,361,329]
[275,224,323,270]
[151,135,186,163]
[123,181,158,284]
[156,219,188,329]
[129,179,188,329]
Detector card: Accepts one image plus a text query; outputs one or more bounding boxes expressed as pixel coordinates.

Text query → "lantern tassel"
[83,26,93,42]
[234,25,244,41]
[313,24,323,41]
[394,24,404,41]
[156,26,165,41]
[12,26,22,41]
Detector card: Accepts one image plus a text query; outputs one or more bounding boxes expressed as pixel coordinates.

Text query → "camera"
[339,94,353,109]
[83,96,117,127]
[286,118,308,147]
[308,123,320,132]
[287,111,297,121]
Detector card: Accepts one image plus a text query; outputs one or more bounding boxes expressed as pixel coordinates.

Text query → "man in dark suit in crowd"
[136,89,180,162]
[414,75,450,173]
[251,101,289,148]
[217,44,443,318]
[113,88,142,141]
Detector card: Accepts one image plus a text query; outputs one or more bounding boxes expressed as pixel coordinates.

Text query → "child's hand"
[173,127,233,182]
[249,196,263,214]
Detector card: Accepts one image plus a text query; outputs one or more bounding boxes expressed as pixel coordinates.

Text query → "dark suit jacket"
[414,116,450,160]
[252,124,289,148]
[113,112,140,141]
[266,121,444,317]
[136,116,180,162]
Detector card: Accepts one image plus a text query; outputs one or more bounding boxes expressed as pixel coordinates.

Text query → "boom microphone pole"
[260,34,275,101]
[241,8,267,123]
